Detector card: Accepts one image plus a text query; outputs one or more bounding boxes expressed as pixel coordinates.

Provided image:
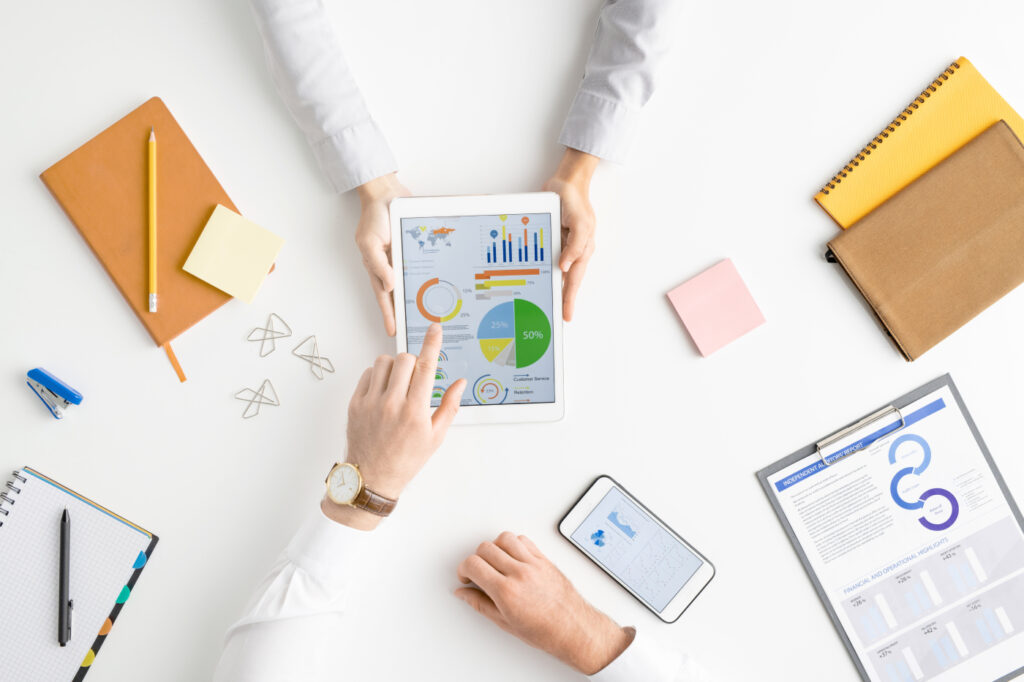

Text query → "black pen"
[59,508,72,646]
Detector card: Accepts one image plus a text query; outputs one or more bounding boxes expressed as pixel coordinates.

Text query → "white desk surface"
[4,1,1024,680]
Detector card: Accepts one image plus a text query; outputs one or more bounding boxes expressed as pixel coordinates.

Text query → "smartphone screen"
[568,486,705,612]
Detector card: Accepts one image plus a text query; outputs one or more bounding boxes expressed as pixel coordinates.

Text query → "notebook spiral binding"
[0,470,26,527]
[819,60,962,195]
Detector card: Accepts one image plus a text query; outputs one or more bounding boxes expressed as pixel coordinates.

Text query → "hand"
[355,173,410,337]
[455,532,633,675]
[322,324,466,530]
[543,149,600,322]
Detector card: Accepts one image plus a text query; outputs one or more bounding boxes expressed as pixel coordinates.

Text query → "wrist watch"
[324,462,397,517]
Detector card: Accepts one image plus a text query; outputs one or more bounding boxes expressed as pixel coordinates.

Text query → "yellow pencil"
[148,127,157,313]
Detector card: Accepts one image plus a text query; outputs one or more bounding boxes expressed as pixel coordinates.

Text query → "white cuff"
[285,505,371,588]
[558,90,641,164]
[590,627,709,682]
[310,120,399,194]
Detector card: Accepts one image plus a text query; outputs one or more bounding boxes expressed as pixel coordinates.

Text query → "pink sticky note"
[667,259,765,356]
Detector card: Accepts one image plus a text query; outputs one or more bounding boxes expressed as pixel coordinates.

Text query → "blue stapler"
[26,368,83,419]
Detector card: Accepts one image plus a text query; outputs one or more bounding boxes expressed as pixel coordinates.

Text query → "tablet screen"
[400,213,556,407]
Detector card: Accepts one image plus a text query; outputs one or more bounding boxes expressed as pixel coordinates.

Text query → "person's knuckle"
[383,392,404,413]
[402,400,424,420]
[495,581,517,603]
[496,531,516,545]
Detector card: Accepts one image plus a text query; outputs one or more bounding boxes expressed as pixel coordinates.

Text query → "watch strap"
[352,487,398,516]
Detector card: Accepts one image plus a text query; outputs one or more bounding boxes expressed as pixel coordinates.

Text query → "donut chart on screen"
[477,299,551,368]
[416,278,462,323]
[472,374,507,404]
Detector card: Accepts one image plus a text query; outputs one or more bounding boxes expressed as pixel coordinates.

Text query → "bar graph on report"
[868,570,1024,681]
[843,517,1024,648]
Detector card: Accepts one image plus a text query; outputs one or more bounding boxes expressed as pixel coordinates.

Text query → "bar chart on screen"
[482,217,545,265]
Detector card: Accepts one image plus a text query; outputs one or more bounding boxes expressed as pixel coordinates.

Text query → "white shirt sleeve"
[248,0,398,193]
[589,627,712,682]
[212,507,370,682]
[558,0,682,163]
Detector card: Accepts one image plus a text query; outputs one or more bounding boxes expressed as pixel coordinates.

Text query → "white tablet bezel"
[390,193,564,424]
[558,476,716,622]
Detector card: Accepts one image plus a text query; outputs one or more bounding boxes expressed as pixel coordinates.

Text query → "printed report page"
[768,385,1024,682]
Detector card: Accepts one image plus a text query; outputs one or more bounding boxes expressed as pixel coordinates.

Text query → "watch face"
[328,463,361,504]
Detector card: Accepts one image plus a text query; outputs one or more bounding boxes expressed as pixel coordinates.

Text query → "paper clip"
[235,380,280,419]
[247,313,292,357]
[292,336,334,380]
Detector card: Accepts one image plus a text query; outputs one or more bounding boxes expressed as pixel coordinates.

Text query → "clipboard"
[757,374,1024,682]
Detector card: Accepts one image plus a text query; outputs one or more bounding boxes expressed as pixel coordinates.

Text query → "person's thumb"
[432,379,466,433]
[362,244,394,292]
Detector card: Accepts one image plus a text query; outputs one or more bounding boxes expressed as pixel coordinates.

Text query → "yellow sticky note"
[183,205,283,303]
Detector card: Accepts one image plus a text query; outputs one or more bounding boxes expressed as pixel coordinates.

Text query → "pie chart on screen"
[477,299,551,368]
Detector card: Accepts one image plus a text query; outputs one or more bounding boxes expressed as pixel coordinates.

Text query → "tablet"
[390,193,564,424]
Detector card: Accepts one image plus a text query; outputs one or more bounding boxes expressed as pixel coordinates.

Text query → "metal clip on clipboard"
[815,405,906,466]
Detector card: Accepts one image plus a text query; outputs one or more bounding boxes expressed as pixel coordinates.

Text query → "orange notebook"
[814,57,1024,228]
[41,97,235,379]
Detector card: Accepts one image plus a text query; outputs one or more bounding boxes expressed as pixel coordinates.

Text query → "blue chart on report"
[401,213,555,407]
[571,488,703,611]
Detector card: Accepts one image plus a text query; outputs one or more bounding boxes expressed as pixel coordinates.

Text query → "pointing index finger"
[409,323,443,401]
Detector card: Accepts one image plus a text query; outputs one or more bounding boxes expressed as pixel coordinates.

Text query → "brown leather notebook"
[828,121,1024,360]
[41,97,234,372]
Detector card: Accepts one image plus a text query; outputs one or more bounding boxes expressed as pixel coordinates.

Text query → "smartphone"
[558,476,715,623]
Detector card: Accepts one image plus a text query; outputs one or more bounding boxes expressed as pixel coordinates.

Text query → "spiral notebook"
[0,468,158,681]
[815,57,1024,228]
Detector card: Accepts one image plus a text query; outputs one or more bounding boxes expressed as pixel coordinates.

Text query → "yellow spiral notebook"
[815,57,1024,228]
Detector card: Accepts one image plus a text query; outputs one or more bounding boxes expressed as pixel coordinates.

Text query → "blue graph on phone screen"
[572,488,703,611]
[608,511,636,538]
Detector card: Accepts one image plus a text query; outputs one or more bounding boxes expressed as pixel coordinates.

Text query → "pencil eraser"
[667,259,765,357]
